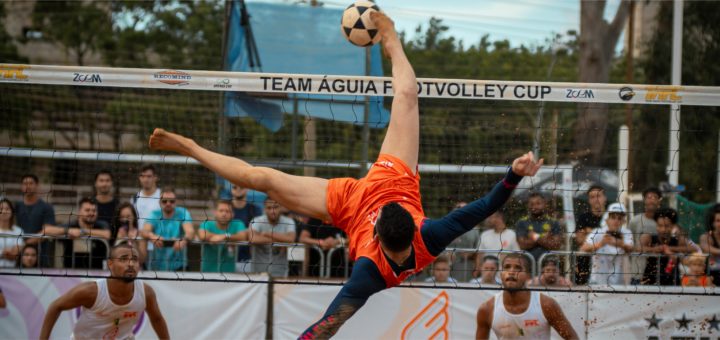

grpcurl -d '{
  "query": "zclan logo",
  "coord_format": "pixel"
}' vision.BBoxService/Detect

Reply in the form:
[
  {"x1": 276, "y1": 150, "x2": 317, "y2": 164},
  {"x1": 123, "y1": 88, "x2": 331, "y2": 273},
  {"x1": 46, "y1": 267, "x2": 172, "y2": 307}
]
[
  {"x1": 618, "y1": 87, "x2": 635, "y2": 101},
  {"x1": 153, "y1": 70, "x2": 192, "y2": 86}
]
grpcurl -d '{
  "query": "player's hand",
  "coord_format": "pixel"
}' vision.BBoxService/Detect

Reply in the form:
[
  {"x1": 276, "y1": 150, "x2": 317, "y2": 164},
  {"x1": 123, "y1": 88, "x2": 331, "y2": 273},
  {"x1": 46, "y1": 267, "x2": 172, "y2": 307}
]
[{"x1": 511, "y1": 152, "x2": 544, "y2": 177}]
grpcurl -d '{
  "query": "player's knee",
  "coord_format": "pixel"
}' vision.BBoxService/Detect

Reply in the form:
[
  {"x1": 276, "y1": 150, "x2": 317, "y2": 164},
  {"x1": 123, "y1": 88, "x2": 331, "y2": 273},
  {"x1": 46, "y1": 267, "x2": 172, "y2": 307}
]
[{"x1": 245, "y1": 167, "x2": 274, "y2": 191}]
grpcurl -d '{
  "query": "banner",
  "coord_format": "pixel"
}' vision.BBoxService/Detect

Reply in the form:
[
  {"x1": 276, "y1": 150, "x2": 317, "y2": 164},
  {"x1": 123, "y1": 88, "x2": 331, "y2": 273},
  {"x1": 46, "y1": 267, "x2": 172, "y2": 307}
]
[
  {"x1": 0, "y1": 273, "x2": 267, "y2": 339},
  {"x1": 274, "y1": 284, "x2": 720, "y2": 340},
  {"x1": 2, "y1": 64, "x2": 719, "y2": 106}
]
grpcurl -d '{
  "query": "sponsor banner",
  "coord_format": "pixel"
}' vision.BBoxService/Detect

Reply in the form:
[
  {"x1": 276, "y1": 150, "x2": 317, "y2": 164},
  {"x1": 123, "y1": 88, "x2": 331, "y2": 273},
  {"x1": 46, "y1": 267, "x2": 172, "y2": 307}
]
[
  {"x1": 274, "y1": 284, "x2": 720, "y2": 340},
  {"x1": 0, "y1": 273, "x2": 267, "y2": 339},
  {"x1": 1, "y1": 63, "x2": 719, "y2": 106}
]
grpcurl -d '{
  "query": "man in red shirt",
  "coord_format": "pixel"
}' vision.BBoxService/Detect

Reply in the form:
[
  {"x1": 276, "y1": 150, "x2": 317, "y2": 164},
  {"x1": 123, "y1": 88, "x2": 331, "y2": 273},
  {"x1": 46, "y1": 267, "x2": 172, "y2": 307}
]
[{"x1": 149, "y1": 12, "x2": 542, "y2": 338}]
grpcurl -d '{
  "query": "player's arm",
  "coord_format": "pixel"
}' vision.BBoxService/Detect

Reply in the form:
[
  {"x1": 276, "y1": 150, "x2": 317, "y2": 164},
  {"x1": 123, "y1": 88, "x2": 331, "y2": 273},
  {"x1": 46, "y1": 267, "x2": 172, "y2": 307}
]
[
  {"x1": 421, "y1": 170, "x2": 523, "y2": 255},
  {"x1": 299, "y1": 257, "x2": 386, "y2": 339},
  {"x1": 144, "y1": 284, "x2": 170, "y2": 340},
  {"x1": 40, "y1": 282, "x2": 97, "y2": 340},
  {"x1": 540, "y1": 294, "x2": 579, "y2": 340},
  {"x1": 475, "y1": 297, "x2": 493, "y2": 340}
]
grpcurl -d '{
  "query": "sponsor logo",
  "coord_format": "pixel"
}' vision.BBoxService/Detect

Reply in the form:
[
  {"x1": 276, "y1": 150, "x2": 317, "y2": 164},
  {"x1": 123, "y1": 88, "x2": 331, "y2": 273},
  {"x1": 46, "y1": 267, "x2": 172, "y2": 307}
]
[
  {"x1": 73, "y1": 73, "x2": 102, "y2": 83},
  {"x1": 618, "y1": 86, "x2": 635, "y2": 101},
  {"x1": 645, "y1": 86, "x2": 682, "y2": 103},
  {"x1": 566, "y1": 89, "x2": 594, "y2": 99},
  {"x1": 401, "y1": 291, "x2": 450, "y2": 340},
  {"x1": 377, "y1": 160, "x2": 394, "y2": 168},
  {"x1": 213, "y1": 78, "x2": 232, "y2": 88},
  {"x1": 0, "y1": 65, "x2": 29, "y2": 81},
  {"x1": 153, "y1": 70, "x2": 192, "y2": 85},
  {"x1": 524, "y1": 319, "x2": 540, "y2": 327}
]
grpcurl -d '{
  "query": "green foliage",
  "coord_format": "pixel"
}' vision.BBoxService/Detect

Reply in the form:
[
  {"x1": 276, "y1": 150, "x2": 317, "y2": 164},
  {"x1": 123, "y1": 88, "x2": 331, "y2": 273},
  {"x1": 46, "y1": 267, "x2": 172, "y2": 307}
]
[{"x1": 635, "y1": 1, "x2": 720, "y2": 202}]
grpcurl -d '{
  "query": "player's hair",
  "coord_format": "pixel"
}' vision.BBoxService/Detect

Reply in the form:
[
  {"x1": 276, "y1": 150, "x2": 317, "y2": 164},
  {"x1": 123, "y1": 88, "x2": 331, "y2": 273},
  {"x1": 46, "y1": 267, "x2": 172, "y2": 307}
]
[
  {"x1": 21, "y1": 173, "x2": 39, "y2": 184},
  {"x1": 160, "y1": 186, "x2": 176, "y2": 196},
  {"x1": 501, "y1": 253, "x2": 532, "y2": 274},
  {"x1": 642, "y1": 187, "x2": 662, "y2": 199},
  {"x1": 110, "y1": 243, "x2": 136, "y2": 258},
  {"x1": 654, "y1": 207, "x2": 678, "y2": 224},
  {"x1": 94, "y1": 169, "x2": 114, "y2": 183},
  {"x1": 375, "y1": 202, "x2": 415, "y2": 253}
]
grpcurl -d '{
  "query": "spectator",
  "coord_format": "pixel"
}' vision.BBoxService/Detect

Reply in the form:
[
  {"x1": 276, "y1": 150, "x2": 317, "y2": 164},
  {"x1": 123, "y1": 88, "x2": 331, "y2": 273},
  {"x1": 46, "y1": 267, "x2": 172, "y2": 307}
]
[
  {"x1": 515, "y1": 192, "x2": 563, "y2": 262},
  {"x1": 132, "y1": 164, "x2": 161, "y2": 231},
  {"x1": 229, "y1": 184, "x2": 263, "y2": 273},
  {"x1": 700, "y1": 204, "x2": 720, "y2": 285},
  {"x1": 0, "y1": 286, "x2": 4, "y2": 308},
  {"x1": 581, "y1": 203, "x2": 633, "y2": 285},
  {"x1": 475, "y1": 211, "x2": 519, "y2": 274},
  {"x1": 0, "y1": 199, "x2": 23, "y2": 268},
  {"x1": 298, "y1": 218, "x2": 344, "y2": 277},
  {"x1": 15, "y1": 174, "x2": 56, "y2": 267},
  {"x1": 424, "y1": 255, "x2": 458, "y2": 284},
  {"x1": 18, "y1": 244, "x2": 38, "y2": 268},
  {"x1": 628, "y1": 188, "x2": 662, "y2": 283},
  {"x1": 681, "y1": 253, "x2": 714, "y2": 287},
  {"x1": 574, "y1": 185, "x2": 607, "y2": 285},
  {"x1": 446, "y1": 201, "x2": 482, "y2": 281},
  {"x1": 470, "y1": 255, "x2": 500, "y2": 285},
  {"x1": 43, "y1": 198, "x2": 111, "y2": 269},
  {"x1": 141, "y1": 187, "x2": 195, "y2": 271},
  {"x1": 249, "y1": 198, "x2": 296, "y2": 277},
  {"x1": 112, "y1": 202, "x2": 147, "y2": 266},
  {"x1": 198, "y1": 200, "x2": 249, "y2": 273},
  {"x1": 640, "y1": 208, "x2": 694, "y2": 286},
  {"x1": 528, "y1": 255, "x2": 573, "y2": 288},
  {"x1": 92, "y1": 170, "x2": 119, "y2": 227}
]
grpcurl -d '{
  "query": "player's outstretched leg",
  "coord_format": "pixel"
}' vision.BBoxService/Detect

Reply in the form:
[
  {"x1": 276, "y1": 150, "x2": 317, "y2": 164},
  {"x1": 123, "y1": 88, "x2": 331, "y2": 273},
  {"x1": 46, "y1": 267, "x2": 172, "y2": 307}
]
[
  {"x1": 372, "y1": 11, "x2": 420, "y2": 174},
  {"x1": 149, "y1": 128, "x2": 330, "y2": 221}
]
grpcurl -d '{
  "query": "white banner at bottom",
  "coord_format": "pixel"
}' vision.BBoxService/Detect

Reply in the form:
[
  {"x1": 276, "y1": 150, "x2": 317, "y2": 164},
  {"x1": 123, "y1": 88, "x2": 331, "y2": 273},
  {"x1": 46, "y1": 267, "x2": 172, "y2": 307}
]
[
  {"x1": 274, "y1": 284, "x2": 720, "y2": 340},
  {"x1": 0, "y1": 273, "x2": 267, "y2": 339}
]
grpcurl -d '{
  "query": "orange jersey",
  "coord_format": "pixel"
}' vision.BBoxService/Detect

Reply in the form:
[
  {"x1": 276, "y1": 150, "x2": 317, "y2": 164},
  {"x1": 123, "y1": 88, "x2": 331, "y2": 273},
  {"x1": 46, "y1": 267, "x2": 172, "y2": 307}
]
[{"x1": 326, "y1": 154, "x2": 435, "y2": 287}]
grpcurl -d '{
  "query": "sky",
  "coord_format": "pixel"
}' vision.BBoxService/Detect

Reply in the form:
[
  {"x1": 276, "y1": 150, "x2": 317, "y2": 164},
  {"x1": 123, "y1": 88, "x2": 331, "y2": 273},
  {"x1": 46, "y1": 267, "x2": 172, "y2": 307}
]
[{"x1": 248, "y1": 0, "x2": 624, "y2": 49}]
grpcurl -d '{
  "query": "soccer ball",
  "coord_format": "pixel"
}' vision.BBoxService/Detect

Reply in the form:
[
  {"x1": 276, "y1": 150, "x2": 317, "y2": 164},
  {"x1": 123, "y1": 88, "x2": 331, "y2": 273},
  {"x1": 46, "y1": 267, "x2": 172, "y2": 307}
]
[{"x1": 341, "y1": 1, "x2": 382, "y2": 47}]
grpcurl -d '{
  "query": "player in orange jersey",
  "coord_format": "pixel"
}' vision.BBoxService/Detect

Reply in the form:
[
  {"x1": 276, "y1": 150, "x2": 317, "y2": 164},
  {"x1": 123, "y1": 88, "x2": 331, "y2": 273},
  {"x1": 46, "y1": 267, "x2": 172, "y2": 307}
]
[{"x1": 149, "y1": 12, "x2": 542, "y2": 338}]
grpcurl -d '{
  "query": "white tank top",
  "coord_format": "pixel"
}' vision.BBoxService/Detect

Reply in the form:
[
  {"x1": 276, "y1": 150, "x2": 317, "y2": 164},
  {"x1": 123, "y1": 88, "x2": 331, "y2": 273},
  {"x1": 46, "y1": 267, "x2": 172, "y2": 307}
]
[
  {"x1": 72, "y1": 279, "x2": 146, "y2": 340},
  {"x1": 491, "y1": 291, "x2": 550, "y2": 340}
]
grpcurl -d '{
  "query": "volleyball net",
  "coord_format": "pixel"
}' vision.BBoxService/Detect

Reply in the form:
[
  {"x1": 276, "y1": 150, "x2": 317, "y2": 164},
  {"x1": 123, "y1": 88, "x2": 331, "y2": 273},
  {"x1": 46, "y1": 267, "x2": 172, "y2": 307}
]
[{"x1": 1, "y1": 63, "x2": 720, "y2": 296}]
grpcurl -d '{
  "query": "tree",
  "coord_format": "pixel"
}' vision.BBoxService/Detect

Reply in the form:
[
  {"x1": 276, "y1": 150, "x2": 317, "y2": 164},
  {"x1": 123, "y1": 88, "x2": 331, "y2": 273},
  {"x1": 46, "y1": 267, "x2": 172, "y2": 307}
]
[
  {"x1": 574, "y1": 0, "x2": 630, "y2": 165},
  {"x1": 635, "y1": 1, "x2": 720, "y2": 202}
]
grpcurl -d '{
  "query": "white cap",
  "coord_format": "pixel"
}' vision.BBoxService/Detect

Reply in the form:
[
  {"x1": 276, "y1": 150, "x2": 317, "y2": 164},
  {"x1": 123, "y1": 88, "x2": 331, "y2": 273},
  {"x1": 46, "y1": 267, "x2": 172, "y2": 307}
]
[{"x1": 607, "y1": 202, "x2": 627, "y2": 214}]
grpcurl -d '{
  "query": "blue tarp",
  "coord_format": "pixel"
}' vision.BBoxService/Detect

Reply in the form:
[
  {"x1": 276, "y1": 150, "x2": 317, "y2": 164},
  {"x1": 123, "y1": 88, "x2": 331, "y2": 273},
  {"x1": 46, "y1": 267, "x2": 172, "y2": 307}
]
[{"x1": 224, "y1": 0, "x2": 390, "y2": 132}]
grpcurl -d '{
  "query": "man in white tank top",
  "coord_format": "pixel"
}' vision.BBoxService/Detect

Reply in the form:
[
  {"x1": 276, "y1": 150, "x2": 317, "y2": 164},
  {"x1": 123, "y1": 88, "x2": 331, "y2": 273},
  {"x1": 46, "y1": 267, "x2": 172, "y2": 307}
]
[
  {"x1": 476, "y1": 253, "x2": 578, "y2": 340},
  {"x1": 40, "y1": 244, "x2": 169, "y2": 340}
]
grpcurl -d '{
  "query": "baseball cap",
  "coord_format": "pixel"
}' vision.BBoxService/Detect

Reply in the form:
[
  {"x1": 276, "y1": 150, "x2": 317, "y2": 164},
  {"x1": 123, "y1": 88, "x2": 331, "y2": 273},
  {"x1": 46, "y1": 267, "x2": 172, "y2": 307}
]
[{"x1": 607, "y1": 202, "x2": 627, "y2": 214}]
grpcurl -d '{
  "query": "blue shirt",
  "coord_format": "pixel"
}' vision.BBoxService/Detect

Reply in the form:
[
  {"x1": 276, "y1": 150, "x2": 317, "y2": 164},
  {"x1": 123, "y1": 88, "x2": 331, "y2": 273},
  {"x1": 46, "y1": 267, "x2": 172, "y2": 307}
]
[
  {"x1": 146, "y1": 207, "x2": 193, "y2": 270},
  {"x1": 199, "y1": 220, "x2": 246, "y2": 272}
]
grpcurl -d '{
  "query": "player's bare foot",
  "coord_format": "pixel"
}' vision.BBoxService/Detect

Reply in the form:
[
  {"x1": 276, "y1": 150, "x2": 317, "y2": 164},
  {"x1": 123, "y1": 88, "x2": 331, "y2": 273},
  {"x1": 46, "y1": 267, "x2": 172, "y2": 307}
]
[{"x1": 148, "y1": 128, "x2": 194, "y2": 156}]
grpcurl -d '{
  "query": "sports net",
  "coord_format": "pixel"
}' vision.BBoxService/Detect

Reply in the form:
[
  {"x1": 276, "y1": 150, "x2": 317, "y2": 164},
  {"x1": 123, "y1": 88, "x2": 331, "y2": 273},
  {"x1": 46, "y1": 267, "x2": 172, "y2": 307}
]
[{"x1": 1, "y1": 64, "x2": 720, "y2": 296}]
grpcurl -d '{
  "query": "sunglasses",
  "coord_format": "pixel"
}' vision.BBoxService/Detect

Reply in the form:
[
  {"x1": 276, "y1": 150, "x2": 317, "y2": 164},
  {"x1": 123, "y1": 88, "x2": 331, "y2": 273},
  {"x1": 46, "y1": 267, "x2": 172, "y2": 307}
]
[{"x1": 161, "y1": 199, "x2": 176, "y2": 204}]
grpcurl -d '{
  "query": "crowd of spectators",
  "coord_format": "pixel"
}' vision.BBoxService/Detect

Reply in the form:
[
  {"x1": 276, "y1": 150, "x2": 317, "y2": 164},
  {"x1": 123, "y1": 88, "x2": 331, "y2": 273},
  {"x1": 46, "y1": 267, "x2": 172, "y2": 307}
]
[{"x1": 1, "y1": 168, "x2": 719, "y2": 289}]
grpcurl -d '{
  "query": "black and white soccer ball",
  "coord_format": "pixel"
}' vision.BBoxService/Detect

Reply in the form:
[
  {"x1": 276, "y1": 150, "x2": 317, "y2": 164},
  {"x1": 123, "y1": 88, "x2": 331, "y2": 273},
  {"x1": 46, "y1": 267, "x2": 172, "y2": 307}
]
[{"x1": 341, "y1": 1, "x2": 382, "y2": 47}]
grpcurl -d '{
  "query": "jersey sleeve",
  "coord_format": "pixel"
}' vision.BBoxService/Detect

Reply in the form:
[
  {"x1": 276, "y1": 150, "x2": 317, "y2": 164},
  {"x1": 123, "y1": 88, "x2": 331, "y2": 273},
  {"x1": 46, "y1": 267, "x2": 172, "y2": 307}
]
[
  {"x1": 421, "y1": 169, "x2": 522, "y2": 256},
  {"x1": 299, "y1": 257, "x2": 386, "y2": 339}
]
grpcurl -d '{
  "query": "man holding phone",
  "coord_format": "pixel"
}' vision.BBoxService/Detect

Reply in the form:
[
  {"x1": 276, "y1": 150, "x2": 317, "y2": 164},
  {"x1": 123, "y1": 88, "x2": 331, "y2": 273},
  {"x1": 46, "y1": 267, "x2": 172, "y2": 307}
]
[{"x1": 580, "y1": 203, "x2": 633, "y2": 285}]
